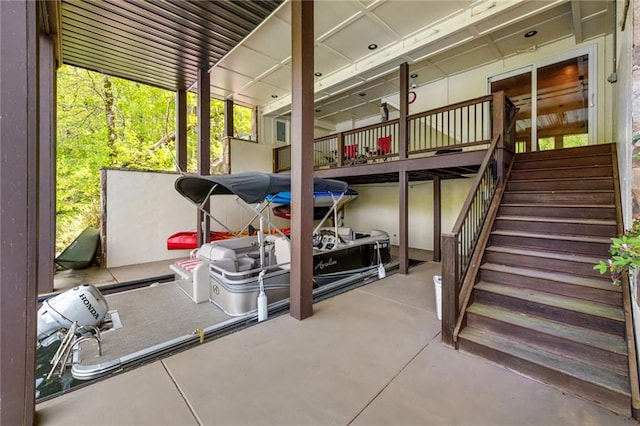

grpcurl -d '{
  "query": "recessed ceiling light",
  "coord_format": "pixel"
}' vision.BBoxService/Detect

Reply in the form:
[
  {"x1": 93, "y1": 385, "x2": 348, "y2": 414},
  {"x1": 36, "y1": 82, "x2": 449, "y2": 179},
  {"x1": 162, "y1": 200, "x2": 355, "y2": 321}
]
[
  {"x1": 314, "y1": 72, "x2": 322, "y2": 77},
  {"x1": 315, "y1": 109, "x2": 321, "y2": 113},
  {"x1": 271, "y1": 94, "x2": 278, "y2": 98},
  {"x1": 359, "y1": 92, "x2": 366, "y2": 97},
  {"x1": 524, "y1": 30, "x2": 537, "y2": 38},
  {"x1": 368, "y1": 43, "x2": 378, "y2": 50},
  {"x1": 410, "y1": 73, "x2": 418, "y2": 79}
]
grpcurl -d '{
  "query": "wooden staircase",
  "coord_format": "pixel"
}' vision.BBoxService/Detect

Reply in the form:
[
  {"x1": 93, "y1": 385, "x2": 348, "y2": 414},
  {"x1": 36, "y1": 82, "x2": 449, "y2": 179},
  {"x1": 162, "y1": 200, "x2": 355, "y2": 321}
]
[{"x1": 457, "y1": 144, "x2": 633, "y2": 416}]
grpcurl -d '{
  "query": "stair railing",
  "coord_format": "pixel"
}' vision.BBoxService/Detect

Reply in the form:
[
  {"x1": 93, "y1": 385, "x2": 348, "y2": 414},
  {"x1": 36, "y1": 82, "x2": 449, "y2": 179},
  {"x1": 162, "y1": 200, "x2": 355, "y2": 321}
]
[{"x1": 441, "y1": 93, "x2": 517, "y2": 346}]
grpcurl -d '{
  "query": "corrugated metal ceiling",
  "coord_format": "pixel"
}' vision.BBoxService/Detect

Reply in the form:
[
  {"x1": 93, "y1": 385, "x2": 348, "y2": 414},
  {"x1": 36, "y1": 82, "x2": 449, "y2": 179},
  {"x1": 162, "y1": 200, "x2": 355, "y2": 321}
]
[{"x1": 60, "y1": 0, "x2": 283, "y2": 91}]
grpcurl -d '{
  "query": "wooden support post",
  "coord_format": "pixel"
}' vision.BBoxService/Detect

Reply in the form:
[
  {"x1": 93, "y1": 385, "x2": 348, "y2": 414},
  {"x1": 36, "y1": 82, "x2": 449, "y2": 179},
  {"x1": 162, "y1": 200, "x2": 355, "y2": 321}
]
[
  {"x1": 224, "y1": 98, "x2": 234, "y2": 137},
  {"x1": 441, "y1": 234, "x2": 459, "y2": 347},
  {"x1": 433, "y1": 176, "x2": 441, "y2": 262},
  {"x1": 399, "y1": 62, "x2": 409, "y2": 160},
  {"x1": 399, "y1": 170, "x2": 409, "y2": 274},
  {"x1": 337, "y1": 132, "x2": 345, "y2": 167},
  {"x1": 38, "y1": 34, "x2": 56, "y2": 293},
  {"x1": 289, "y1": 0, "x2": 315, "y2": 320},
  {"x1": 175, "y1": 89, "x2": 187, "y2": 172},
  {"x1": 197, "y1": 68, "x2": 210, "y2": 247},
  {"x1": 0, "y1": 1, "x2": 38, "y2": 422}
]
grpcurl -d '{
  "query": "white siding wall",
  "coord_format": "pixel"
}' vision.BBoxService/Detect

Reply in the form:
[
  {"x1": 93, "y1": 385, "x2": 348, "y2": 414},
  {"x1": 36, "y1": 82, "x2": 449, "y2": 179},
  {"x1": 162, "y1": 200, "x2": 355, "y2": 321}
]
[{"x1": 103, "y1": 168, "x2": 289, "y2": 268}]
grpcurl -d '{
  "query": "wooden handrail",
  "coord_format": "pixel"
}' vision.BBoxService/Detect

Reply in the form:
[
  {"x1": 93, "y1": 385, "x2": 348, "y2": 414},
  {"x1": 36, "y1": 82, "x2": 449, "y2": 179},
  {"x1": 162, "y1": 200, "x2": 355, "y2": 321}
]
[
  {"x1": 441, "y1": 91, "x2": 517, "y2": 346},
  {"x1": 452, "y1": 154, "x2": 515, "y2": 341}
]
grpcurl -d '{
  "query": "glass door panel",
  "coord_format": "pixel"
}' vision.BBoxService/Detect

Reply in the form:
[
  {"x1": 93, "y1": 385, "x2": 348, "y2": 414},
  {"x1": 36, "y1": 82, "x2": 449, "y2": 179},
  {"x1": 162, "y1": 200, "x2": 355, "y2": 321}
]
[
  {"x1": 536, "y1": 55, "x2": 589, "y2": 150},
  {"x1": 491, "y1": 71, "x2": 532, "y2": 153}
]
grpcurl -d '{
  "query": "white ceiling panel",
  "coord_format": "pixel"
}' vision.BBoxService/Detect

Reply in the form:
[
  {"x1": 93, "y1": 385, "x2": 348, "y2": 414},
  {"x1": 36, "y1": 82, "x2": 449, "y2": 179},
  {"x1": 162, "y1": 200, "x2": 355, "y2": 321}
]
[
  {"x1": 406, "y1": 30, "x2": 475, "y2": 62},
  {"x1": 219, "y1": 45, "x2": 281, "y2": 79},
  {"x1": 472, "y1": 1, "x2": 562, "y2": 35},
  {"x1": 314, "y1": 45, "x2": 352, "y2": 76},
  {"x1": 242, "y1": 15, "x2": 291, "y2": 62},
  {"x1": 314, "y1": 0, "x2": 363, "y2": 38},
  {"x1": 370, "y1": 0, "x2": 466, "y2": 38},
  {"x1": 242, "y1": 80, "x2": 287, "y2": 103},
  {"x1": 432, "y1": 44, "x2": 498, "y2": 75},
  {"x1": 321, "y1": 15, "x2": 397, "y2": 62},
  {"x1": 493, "y1": 13, "x2": 573, "y2": 57},
  {"x1": 324, "y1": 94, "x2": 369, "y2": 111},
  {"x1": 209, "y1": 66, "x2": 253, "y2": 91},
  {"x1": 259, "y1": 65, "x2": 292, "y2": 91}
]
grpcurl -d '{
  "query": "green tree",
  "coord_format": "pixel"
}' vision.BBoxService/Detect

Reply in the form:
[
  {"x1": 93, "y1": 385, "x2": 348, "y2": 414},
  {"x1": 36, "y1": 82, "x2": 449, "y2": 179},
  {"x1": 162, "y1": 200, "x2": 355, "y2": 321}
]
[{"x1": 56, "y1": 65, "x2": 253, "y2": 254}]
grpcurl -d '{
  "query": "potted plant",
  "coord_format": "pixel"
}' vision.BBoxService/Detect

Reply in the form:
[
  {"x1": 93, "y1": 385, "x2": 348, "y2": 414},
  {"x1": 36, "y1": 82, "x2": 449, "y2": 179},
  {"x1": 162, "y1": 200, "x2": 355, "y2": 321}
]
[{"x1": 594, "y1": 216, "x2": 640, "y2": 286}]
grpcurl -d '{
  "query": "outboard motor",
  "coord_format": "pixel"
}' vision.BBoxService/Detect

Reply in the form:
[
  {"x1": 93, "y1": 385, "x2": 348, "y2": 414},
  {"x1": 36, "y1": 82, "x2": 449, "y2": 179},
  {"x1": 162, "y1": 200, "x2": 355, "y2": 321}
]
[{"x1": 37, "y1": 284, "x2": 108, "y2": 346}]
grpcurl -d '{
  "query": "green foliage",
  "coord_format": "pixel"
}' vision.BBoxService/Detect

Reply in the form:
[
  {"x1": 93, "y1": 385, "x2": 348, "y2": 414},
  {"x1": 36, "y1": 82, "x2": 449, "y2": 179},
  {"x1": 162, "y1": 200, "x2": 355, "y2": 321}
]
[
  {"x1": 56, "y1": 65, "x2": 253, "y2": 254},
  {"x1": 594, "y1": 217, "x2": 640, "y2": 286},
  {"x1": 537, "y1": 134, "x2": 588, "y2": 151}
]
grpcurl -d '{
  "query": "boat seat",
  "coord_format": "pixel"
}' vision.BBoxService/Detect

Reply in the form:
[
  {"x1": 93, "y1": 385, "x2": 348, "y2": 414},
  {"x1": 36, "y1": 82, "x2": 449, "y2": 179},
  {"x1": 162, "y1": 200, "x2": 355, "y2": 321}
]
[
  {"x1": 197, "y1": 244, "x2": 236, "y2": 261},
  {"x1": 236, "y1": 256, "x2": 256, "y2": 272},
  {"x1": 273, "y1": 237, "x2": 291, "y2": 270},
  {"x1": 170, "y1": 258, "x2": 209, "y2": 304},
  {"x1": 336, "y1": 227, "x2": 352, "y2": 240},
  {"x1": 210, "y1": 258, "x2": 238, "y2": 273}
]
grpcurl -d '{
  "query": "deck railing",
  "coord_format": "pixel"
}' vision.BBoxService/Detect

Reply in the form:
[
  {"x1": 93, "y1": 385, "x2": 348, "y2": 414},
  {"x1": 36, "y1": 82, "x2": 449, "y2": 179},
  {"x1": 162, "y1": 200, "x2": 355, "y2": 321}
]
[
  {"x1": 440, "y1": 93, "x2": 517, "y2": 346},
  {"x1": 274, "y1": 92, "x2": 512, "y2": 172}
]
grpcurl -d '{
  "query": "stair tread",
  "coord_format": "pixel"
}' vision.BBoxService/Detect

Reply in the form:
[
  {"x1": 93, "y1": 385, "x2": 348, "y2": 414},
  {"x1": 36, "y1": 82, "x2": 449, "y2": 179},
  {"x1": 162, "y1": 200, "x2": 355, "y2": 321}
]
[
  {"x1": 504, "y1": 189, "x2": 613, "y2": 194},
  {"x1": 480, "y1": 263, "x2": 619, "y2": 292},
  {"x1": 491, "y1": 229, "x2": 612, "y2": 244},
  {"x1": 500, "y1": 203, "x2": 615, "y2": 209},
  {"x1": 512, "y1": 164, "x2": 612, "y2": 171},
  {"x1": 475, "y1": 281, "x2": 625, "y2": 322},
  {"x1": 484, "y1": 246, "x2": 604, "y2": 265},
  {"x1": 509, "y1": 177, "x2": 613, "y2": 183},
  {"x1": 459, "y1": 327, "x2": 630, "y2": 395},
  {"x1": 495, "y1": 216, "x2": 616, "y2": 226},
  {"x1": 467, "y1": 303, "x2": 628, "y2": 356}
]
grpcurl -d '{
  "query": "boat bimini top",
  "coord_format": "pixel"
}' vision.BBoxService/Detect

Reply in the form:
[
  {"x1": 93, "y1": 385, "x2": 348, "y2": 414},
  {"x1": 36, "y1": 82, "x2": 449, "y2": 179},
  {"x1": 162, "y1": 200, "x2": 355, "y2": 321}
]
[
  {"x1": 175, "y1": 172, "x2": 348, "y2": 205},
  {"x1": 175, "y1": 172, "x2": 350, "y2": 237}
]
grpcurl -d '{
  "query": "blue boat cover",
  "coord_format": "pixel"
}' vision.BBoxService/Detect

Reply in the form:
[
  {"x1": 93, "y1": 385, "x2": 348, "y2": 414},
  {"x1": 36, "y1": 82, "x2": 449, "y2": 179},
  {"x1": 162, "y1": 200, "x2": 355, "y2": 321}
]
[
  {"x1": 175, "y1": 172, "x2": 348, "y2": 205},
  {"x1": 267, "y1": 188, "x2": 358, "y2": 205}
]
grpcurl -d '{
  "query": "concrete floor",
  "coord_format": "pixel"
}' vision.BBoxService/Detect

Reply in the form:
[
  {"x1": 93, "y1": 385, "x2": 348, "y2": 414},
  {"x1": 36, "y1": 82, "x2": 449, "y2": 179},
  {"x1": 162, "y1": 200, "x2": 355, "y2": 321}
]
[
  {"x1": 37, "y1": 261, "x2": 634, "y2": 426},
  {"x1": 53, "y1": 258, "x2": 180, "y2": 292}
]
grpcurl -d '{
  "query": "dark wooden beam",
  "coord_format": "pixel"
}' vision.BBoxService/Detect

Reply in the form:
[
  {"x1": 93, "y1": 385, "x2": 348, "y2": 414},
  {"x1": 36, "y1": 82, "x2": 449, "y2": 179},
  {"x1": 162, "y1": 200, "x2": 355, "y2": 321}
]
[
  {"x1": 197, "y1": 68, "x2": 210, "y2": 247},
  {"x1": 38, "y1": 34, "x2": 56, "y2": 294},
  {"x1": 224, "y1": 98, "x2": 234, "y2": 137},
  {"x1": 289, "y1": 0, "x2": 314, "y2": 320},
  {"x1": 175, "y1": 88, "x2": 187, "y2": 172},
  {"x1": 399, "y1": 170, "x2": 409, "y2": 274},
  {"x1": 441, "y1": 234, "x2": 458, "y2": 347},
  {"x1": 0, "y1": 0, "x2": 38, "y2": 422},
  {"x1": 399, "y1": 62, "x2": 408, "y2": 159},
  {"x1": 433, "y1": 176, "x2": 441, "y2": 262},
  {"x1": 314, "y1": 149, "x2": 486, "y2": 180}
]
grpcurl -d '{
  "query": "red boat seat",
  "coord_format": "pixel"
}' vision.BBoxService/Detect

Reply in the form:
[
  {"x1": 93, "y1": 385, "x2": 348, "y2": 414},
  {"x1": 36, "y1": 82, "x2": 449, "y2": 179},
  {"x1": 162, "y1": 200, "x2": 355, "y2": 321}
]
[
  {"x1": 377, "y1": 136, "x2": 391, "y2": 155},
  {"x1": 344, "y1": 144, "x2": 358, "y2": 159}
]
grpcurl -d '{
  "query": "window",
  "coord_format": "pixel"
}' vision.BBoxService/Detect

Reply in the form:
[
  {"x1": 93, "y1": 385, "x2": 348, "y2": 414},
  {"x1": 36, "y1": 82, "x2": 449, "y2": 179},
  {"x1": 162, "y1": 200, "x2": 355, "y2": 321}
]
[{"x1": 276, "y1": 120, "x2": 287, "y2": 143}]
